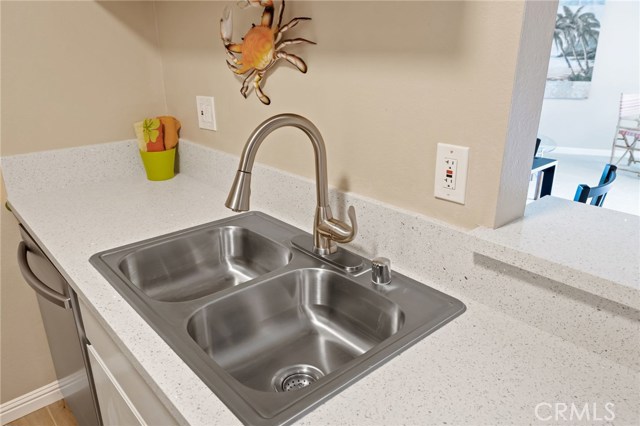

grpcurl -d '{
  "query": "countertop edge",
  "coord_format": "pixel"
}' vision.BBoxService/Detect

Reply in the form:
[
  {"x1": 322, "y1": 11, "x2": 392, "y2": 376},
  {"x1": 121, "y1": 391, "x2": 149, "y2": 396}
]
[{"x1": 471, "y1": 236, "x2": 640, "y2": 311}]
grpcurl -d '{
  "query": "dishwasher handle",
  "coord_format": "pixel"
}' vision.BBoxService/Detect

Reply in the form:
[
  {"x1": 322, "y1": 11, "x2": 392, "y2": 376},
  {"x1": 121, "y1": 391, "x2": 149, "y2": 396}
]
[{"x1": 17, "y1": 242, "x2": 71, "y2": 310}]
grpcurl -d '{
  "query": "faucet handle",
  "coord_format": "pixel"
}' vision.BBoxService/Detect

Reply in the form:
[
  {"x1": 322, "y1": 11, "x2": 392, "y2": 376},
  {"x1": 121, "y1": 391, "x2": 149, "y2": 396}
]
[
  {"x1": 344, "y1": 205, "x2": 358, "y2": 241},
  {"x1": 317, "y1": 205, "x2": 358, "y2": 244}
]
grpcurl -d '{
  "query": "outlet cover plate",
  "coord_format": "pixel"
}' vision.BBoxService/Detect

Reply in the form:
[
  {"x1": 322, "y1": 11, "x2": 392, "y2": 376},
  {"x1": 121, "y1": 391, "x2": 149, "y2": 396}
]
[
  {"x1": 434, "y1": 143, "x2": 469, "y2": 205},
  {"x1": 196, "y1": 96, "x2": 217, "y2": 131}
]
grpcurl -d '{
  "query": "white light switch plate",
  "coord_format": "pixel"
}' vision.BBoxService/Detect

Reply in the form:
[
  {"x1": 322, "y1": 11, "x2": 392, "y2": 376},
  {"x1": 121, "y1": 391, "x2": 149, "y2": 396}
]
[
  {"x1": 196, "y1": 96, "x2": 217, "y2": 131},
  {"x1": 434, "y1": 143, "x2": 469, "y2": 205}
]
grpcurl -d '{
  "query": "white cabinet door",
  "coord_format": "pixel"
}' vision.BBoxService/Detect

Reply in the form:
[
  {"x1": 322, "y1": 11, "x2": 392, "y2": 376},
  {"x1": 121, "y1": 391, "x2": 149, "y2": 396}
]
[
  {"x1": 87, "y1": 344, "x2": 146, "y2": 426},
  {"x1": 80, "y1": 300, "x2": 180, "y2": 425}
]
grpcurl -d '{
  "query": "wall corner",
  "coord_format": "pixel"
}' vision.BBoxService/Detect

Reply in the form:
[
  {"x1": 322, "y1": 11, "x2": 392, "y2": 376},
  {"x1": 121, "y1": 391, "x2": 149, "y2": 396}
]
[{"x1": 492, "y1": 0, "x2": 558, "y2": 228}]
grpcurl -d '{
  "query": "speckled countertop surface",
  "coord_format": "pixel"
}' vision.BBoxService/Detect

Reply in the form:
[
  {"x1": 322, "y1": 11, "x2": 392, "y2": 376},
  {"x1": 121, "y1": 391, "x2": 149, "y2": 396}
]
[
  {"x1": 471, "y1": 197, "x2": 640, "y2": 310},
  {"x1": 2, "y1": 141, "x2": 638, "y2": 425}
]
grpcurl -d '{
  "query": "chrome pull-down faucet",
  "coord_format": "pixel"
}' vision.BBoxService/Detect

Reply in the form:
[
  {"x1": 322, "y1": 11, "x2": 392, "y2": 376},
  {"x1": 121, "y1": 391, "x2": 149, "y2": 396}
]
[{"x1": 225, "y1": 113, "x2": 357, "y2": 255}]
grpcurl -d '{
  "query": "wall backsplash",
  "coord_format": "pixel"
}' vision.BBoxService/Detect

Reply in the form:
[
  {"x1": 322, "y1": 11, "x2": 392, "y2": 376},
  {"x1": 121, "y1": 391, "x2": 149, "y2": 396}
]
[
  {"x1": 154, "y1": 0, "x2": 527, "y2": 229},
  {"x1": 0, "y1": 1, "x2": 167, "y2": 156},
  {"x1": 0, "y1": 0, "x2": 544, "y2": 233}
]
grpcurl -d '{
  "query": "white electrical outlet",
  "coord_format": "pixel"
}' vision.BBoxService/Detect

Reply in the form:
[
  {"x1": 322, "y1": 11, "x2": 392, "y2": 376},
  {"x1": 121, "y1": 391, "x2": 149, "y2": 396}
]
[
  {"x1": 196, "y1": 96, "x2": 217, "y2": 131},
  {"x1": 434, "y1": 143, "x2": 469, "y2": 205}
]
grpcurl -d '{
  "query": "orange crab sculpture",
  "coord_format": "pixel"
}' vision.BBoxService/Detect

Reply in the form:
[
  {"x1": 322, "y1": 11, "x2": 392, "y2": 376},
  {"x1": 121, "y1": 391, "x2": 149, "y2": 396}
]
[{"x1": 220, "y1": 0, "x2": 315, "y2": 105}]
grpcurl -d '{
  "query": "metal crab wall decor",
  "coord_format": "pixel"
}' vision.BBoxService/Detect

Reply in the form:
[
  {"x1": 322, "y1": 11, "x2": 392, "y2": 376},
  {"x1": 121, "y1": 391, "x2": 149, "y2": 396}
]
[{"x1": 220, "y1": 0, "x2": 315, "y2": 105}]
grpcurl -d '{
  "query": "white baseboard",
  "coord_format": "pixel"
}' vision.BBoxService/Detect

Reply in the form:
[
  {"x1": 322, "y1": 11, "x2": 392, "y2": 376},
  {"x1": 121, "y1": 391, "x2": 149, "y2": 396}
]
[
  {"x1": 0, "y1": 379, "x2": 66, "y2": 425},
  {"x1": 553, "y1": 147, "x2": 611, "y2": 156}
]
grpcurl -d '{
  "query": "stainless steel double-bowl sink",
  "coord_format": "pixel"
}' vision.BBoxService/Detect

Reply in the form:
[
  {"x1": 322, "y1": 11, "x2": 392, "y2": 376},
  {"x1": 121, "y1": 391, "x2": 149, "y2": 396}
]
[{"x1": 90, "y1": 212, "x2": 465, "y2": 425}]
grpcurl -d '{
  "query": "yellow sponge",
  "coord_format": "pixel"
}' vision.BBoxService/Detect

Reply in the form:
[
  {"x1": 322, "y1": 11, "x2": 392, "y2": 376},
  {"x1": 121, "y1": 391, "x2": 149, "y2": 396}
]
[{"x1": 133, "y1": 121, "x2": 146, "y2": 151}]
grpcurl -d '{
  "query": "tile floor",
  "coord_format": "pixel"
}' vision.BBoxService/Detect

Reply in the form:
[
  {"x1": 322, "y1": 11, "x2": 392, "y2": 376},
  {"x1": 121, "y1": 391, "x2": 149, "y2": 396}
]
[
  {"x1": 7, "y1": 400, "x2": 77, "y2": 426},
  {"x1": 531, "y1": 152, "x2": 640, "y2": 216}
]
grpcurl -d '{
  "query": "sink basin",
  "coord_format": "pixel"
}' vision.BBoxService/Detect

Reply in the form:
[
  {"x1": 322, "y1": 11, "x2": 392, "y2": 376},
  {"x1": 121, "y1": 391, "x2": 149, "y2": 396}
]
[
  {"x1": 117, "y1": 226, "x2": 291, "y2": 302},
  {"x1": 187, "y1": 268, "x2": 404, "y2": 393},
  {"x1": 91, "y1": 212, "x2": 465, "y2": 425}
]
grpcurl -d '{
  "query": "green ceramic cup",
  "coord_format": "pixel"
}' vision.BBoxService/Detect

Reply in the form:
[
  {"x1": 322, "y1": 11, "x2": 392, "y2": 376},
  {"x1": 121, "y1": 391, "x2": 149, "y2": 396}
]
[{"x1": 139, "y1": 148, "x2": 176, "y2": 181}]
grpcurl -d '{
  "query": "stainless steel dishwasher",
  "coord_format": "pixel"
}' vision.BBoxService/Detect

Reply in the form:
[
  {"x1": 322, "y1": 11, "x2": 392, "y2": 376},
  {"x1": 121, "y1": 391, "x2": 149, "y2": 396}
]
[{"x1": 17, "y1": 224, "x2": 101, "y2": 425}]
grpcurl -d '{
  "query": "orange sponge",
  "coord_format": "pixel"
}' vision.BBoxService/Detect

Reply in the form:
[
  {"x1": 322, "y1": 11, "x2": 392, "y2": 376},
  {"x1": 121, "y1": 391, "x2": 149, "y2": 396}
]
[{"x1": 158, "y1": 116, "x2": 181, "y2": 150}]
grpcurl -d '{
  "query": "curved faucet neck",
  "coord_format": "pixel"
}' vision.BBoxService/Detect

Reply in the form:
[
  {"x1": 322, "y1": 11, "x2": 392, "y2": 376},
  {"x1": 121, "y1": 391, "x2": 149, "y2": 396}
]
[
  {"x1": 237, "y1": 114, "x2": 329, "y2": 207},
  {"x1": 227, "y1": 113, "x2": 357, "y2": 256}
]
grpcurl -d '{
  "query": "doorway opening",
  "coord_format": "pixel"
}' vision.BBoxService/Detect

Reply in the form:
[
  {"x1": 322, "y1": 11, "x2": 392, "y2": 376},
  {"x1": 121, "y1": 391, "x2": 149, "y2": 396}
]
[{"x1": 533, "y1": 0, "x2": 639, "y2": 216}]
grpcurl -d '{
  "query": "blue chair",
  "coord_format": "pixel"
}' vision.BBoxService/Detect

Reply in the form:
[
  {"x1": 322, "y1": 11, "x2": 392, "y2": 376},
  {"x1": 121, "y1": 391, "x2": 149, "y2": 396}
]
[{"x1": 574, "y1": 164, "x2": 617, "y2": 207}]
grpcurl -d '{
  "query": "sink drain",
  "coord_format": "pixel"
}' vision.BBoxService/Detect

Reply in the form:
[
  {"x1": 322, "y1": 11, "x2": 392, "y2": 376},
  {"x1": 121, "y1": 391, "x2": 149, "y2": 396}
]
[
  {"x1": 272, "y1": 364, "x2": 324, "y2": 392},
  {"x1": 282, "y1": 373, "x2": 316, "y2": 391}
]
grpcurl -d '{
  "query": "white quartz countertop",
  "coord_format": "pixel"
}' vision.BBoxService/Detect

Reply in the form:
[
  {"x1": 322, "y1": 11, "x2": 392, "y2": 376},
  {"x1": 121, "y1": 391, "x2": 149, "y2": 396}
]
[
  {"x1": 471, "y1": 197, "x2": 640, "y2": 310},
  {"x1": 2, "y1": 141, "x2": 638, "y2": 425}
]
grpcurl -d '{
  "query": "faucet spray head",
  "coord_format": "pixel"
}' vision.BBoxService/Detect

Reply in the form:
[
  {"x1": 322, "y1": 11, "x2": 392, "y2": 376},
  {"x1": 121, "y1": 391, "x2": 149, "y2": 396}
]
[{"x1": 225, "y1": 170, "x2": 252, "y2": 212}]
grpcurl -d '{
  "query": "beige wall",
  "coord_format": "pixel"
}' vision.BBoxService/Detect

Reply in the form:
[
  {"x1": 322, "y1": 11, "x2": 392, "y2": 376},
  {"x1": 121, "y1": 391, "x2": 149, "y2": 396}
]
[
  {"x1": 155, "y1": 0, "x2": 526, "y2": 229},
  {"x1": 0, "y1": 1, "x2": 166, "y2": 156},
  {"x1": 0, "y1": 1, "x2": 165, "y2": 403}
]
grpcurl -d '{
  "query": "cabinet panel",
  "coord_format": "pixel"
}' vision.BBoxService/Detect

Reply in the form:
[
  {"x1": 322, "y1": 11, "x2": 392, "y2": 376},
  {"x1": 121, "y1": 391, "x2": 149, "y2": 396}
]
[
  {"x1": 88, "y1": 344, "x2": 145, "y2": 426},
  {"x1": 80, "y1": 300, "x2": 180, "y2": 425}
]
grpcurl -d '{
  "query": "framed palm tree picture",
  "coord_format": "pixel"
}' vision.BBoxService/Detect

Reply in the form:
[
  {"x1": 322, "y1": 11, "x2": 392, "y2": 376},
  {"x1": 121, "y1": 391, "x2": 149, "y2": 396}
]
[{"x1": 544, "y1": 0, "x2": 605, "y2": 99}]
